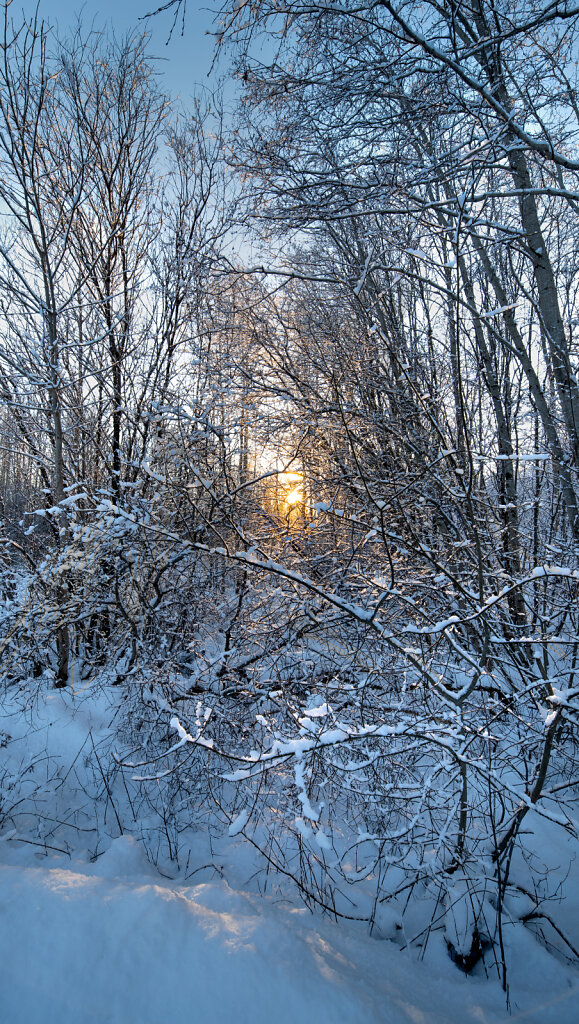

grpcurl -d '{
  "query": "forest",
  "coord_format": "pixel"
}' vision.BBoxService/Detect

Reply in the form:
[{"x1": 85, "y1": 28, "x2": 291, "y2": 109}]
[{"x1": 1, "y1": 0, "x2": 579, "y2": 1019}]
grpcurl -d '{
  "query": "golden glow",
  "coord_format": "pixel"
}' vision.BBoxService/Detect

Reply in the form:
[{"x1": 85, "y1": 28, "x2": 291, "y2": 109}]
[
  {"x1": 260, "y1": 464, "x2": 308, "y2": 518},
  {"x1": 285, "y1": 487, "x2": 304, "y2": 506}
]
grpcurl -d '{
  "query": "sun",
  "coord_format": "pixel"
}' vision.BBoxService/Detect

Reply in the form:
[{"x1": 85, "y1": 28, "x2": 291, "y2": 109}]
[{"x1": 285, "y1": 487, "x2": 304, "y2": 506}]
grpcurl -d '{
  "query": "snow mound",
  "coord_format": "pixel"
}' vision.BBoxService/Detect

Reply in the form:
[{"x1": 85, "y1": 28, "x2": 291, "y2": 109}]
[{"x1": 0, "y1": 858, "x2": 533, "y2": 1024}]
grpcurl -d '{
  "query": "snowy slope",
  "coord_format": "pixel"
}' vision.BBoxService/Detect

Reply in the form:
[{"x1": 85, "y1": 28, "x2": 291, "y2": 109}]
[
  {"x1": 0, "y1": 837, "x2": 576, "y2": 1024},
  {"x1": 1, "y1": 685, "x2": 578, "y2": 1024}
]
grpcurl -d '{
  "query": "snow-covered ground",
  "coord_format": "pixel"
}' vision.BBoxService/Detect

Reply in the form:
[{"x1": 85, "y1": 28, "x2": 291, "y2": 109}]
[
  {"x1": 1, "y1": 843, "x2": 577, "y2": 1024},
  {"x1": 1, "y1": 683, "x2": 578, "y2": 1024}
]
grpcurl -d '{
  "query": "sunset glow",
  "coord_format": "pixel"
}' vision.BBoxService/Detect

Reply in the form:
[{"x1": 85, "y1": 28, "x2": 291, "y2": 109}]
[{"x1": 285, "y1": 487, "x2": 303, "y2": 506}]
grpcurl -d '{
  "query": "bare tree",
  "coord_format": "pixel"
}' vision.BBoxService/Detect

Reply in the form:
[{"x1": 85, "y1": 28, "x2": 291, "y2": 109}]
[{"x1": 122, "y1": 0, "x2": 579, "y2": 981}]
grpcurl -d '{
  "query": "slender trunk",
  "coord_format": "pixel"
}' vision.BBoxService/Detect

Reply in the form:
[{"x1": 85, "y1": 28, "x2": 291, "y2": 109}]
[
  {"x1": 458, "y1": 263, "x2": 527, "y2": 624},
  {"x1": 472, "y1": 237, "x2": 579, "y2": 539},
  {"x1": 505, "y1": 139, "x2": 579, "y2": 469},
  {"x1": 45, "y1": 302, "x2": 70, "y2": 687}
]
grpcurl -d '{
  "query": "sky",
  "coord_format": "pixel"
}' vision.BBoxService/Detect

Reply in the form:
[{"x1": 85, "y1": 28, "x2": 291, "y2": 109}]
[{"x1": 18, "y1": 0, "x2": 222, "y2": 101}]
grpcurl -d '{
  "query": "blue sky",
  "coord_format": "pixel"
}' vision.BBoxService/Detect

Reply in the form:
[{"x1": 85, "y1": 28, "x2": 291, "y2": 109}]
[{"x1": 19, "y1": 1, "x2": 222, "y2": 101}]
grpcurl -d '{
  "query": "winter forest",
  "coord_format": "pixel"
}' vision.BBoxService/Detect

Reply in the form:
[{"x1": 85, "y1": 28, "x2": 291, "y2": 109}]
[{"x1": 2, "y1": 0, "x2": 579, "y2": 1019}]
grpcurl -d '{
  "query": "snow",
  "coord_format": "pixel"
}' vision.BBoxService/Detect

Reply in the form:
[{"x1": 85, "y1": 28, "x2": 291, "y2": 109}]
[
  {"x1": 0, "y1": 851, "x2": 513, "y2": 1024},
  {"x1": 0, "y1": 844, "x2": 577, "y2": 1024},
  {"x1": 228, "y1": 808, "x2": 250, "y2": 836},
  {"x1": 295, "y1": 756, "x2": 320, "y2": 820},
  {"x1": 479, "y1": 304, "x2": 518, "y2": 318},
  {"x1": 473, "y1": 452, "x2": 550, "y2": 461},
  {"x1": 1, "y1": 678, "x2": 579, "y2": 1024}
]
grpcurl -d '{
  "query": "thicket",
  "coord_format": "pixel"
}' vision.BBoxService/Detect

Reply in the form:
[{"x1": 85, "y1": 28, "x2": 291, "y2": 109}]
[{"x1": 2, "y1": 0, "x2": 579, "y2": 995}]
